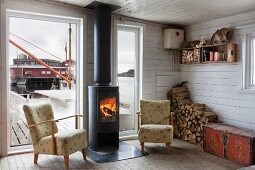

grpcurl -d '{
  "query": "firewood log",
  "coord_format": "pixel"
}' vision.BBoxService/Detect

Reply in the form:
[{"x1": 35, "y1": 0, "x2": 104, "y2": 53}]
[{"x1": 168, "y1": 84, "x2": 218, "y2": 147}]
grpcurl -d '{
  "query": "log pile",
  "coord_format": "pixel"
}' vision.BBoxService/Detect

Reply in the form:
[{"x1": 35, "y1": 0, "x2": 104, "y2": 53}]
[
  {"x1": 182, "y1": 49, "x2": 200, "y2": 63},
  {"x1": 167, "y1": 86, "x2": 218, "y2": 146}
]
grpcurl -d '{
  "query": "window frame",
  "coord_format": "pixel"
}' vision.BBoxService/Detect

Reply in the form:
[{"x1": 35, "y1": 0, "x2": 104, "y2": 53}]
[
  {"x1": 2, "y1": 9, "x2": 86, "y2": 155},
  {"x1": 113, "y1": 20, "x2": 144, "y2": 131},
  {"x1": 243, "y1": 33, "x2": 255, "y2": 90}
]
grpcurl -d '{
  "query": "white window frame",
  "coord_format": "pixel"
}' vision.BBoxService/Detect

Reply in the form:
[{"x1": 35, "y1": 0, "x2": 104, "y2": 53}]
[
  {"x1": 239, "y1": 24, "x2": 255, "y2": 90},
  {"x1": 246, "y1": 35, "x2": 255, "y2": 89},
  {"x1": 113, "y1": 20, "x2": 144, "y2": 131},
  {"x1": 1, "y1": 1, "x2": 87, "y2": 155}
]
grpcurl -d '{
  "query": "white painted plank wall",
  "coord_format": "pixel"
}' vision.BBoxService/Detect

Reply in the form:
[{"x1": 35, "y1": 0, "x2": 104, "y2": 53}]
[
  {"x1": 183, "y1": 10, "x2": 255, "y2": 130},
  {"x1": 142, "y1": 24, "x2": 181, "y2": 100}
]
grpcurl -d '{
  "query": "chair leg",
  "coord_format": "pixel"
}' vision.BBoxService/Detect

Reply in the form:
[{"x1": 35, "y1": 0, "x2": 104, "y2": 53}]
[
  {"x1": 64, "y1": 155, "x2": 69, "y2": 170},
  {"x1": 82, "y1": 148, "x2": 87, "y2": 160},
  {"x1": 34, "y1": 153, "x2": 39, "y2": 164},
  {"x1": 140, "y1": 142, "x2": 144, "y2": 152},
  {"x1": 166, "y1": 143, "x2": 171, "y2": 153}
]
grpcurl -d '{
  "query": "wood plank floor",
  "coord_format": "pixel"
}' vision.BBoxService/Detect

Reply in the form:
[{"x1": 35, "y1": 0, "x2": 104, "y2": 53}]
[{"x1": 1, "y1": 139, "x2": 242, "y2": 170}]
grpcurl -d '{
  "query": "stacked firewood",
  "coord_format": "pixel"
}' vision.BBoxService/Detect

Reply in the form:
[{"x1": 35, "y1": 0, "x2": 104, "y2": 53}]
[
  {"x1": 182, "y1": 50, "x2": 193, "y2": 63},
  {"x1": 182, "y1": 49, "x2": 200, "y2": 63},
  {"x1": 167, "y1": 86, "x2": 218, "y2": 146},
  {"x1": 193, "y1": 49, "x2": 200, "y2": 61}
]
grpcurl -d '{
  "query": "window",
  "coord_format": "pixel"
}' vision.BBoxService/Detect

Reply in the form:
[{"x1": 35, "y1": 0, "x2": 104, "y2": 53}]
[
  {"x1": 251, "y1": 38, "x2": 255, "y2": 85},
  {"x1": 115, "y1": 23, "x2": 143, "y2": 133},
  {"x1": 5, "y1": 6, "x2": 85, "y2": 155},
  {"x1": 244, "y1": 33, "x2": 255, "y2": 89},
  {"x1": 47, "y1": 71, "x2": 51, "y2": 74},
  {"x1": 61, "y1": 71, "x2": 66, "y2": 74},
  {"x1": 41, "y1": 71, "x2": 46, "y2": 74}
]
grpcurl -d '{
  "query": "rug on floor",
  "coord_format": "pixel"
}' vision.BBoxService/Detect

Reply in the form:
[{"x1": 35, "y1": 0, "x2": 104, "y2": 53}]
[{"x1": 87, "y1": 141, "x2": 149, "y2": 163}]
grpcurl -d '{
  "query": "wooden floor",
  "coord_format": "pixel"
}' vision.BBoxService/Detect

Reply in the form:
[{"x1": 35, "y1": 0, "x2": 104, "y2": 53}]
[{"x1": 0, "y1": 139, "x2": 242, "y2": 170}]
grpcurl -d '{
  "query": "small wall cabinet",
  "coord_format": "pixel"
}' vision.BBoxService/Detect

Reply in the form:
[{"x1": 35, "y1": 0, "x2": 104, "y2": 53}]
[{"x1": 181, "y1": 43, "x2": 237, "y2": 64}]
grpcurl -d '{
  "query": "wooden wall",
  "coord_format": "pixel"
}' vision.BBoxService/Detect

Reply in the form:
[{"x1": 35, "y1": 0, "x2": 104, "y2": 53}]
[
  {"x1": 142, "y1": 38, "x2": 180, "y2": 99},
  {"x1": 183, "y1": 10, "x2": 255, "y2": 129}
]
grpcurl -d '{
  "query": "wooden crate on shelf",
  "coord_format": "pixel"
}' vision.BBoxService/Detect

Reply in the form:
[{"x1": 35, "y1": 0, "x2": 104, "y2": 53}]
[
  {"x1": 181, "y1": 47, "x2": 201, "y2": 64},
  {"x1": 181, "y1": 43, "x2": 237, "y2": 64}
]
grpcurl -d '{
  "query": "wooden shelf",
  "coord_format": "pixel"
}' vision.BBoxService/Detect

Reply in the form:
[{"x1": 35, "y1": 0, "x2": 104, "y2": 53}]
[
  {"x1": 183, "y1": 47, "x2": 199, "y2": 50},
  {"x1": 181, "y1": 62, "x2": 201, "y2": 65},
  {"x1": 202, "y1": 61, "x2": 237, "y2": 64},
  {"x1": 181, "y1": 43, "x2": 237, "y2": 64},
  {"x1": 181, "y1": 61, "x2": 238, "y2": 65},
  {"x1": 202, "y1": 43, "x2": 228, "y2": 48}
]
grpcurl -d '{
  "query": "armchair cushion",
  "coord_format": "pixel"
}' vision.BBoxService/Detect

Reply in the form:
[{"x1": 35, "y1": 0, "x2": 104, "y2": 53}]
[
  {"x1": 140, "y1": 100, "x2": 170, "y2": 125},
  {"x1": 138, "y1": 124, "x2": 173, "y2": 143},
  {"x1": 23, "y1": 103, "x2": 58, "y2": 144},
  {"x1": 34, "y1": 129, "x2": 87, "y2": 156}
]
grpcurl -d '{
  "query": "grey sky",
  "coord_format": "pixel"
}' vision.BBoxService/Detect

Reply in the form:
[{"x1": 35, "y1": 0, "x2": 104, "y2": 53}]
[
  {"x1": 9, "y1": 17, "x2": 135, "y2": 74},
  {"x1": 9, "y1": 17, "x2": 77, "y2": 65},
  {"x1": 117, "y1": 30, "x2": 135, "y2": 73}
]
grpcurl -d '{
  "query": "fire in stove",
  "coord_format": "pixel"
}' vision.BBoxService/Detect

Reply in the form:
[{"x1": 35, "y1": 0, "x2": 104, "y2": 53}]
[{"x1": 100, "y1": 97, "x2": 117, "y2": 121}]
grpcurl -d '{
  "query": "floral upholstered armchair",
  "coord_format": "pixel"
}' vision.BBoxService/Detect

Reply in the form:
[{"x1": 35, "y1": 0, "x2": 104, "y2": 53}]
[
  {"x1": 137, "y1": 100, "x2": 174, "y2": 152},
  {"x1": 23, "y1": 103, "x2": 87, "y2": 170}
]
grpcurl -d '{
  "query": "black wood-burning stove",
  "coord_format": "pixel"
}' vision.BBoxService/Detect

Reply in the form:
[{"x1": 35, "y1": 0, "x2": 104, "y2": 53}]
[
  {"x1": 87, "y1": 2, "x2": 120, "y2": 151},
  {"x1": 88, "y1": 86, "x2": 119, "y2": 150}
]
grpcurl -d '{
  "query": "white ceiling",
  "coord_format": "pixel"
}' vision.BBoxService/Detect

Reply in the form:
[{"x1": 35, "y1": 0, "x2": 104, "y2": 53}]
[{"x1": 53, "y1": 0, "x2": 255, "y2": 25}]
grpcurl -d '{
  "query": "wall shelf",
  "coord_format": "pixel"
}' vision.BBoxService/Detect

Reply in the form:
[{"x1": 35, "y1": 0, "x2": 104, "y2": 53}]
[{"x1": 181, "y1": 43, "x2": 237, "y2": 64}]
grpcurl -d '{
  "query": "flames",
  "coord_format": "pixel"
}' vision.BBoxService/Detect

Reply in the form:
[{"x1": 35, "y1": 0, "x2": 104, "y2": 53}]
[{"x1": 100, "y1": 97, "x2": 117, "y2": 119}]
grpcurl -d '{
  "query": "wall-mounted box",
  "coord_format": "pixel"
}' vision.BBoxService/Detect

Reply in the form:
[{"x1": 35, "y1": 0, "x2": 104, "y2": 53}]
[{"x1": 163, "y1": 28, "x2": 184, "y2": 49}]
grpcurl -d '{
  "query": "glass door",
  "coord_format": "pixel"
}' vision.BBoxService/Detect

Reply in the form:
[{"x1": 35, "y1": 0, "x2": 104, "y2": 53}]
[
  {"x1": 8, "y1": 14, "x2": 79, "y2": 148},
  {"x1": 117, "y1": 26, "x2": 140, "y2": 136}
]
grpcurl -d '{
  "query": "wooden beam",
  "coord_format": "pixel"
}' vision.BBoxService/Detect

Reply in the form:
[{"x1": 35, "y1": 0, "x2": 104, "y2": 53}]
[{"x1": 9, "y1": 39, "x2": 71, "y2": 83}]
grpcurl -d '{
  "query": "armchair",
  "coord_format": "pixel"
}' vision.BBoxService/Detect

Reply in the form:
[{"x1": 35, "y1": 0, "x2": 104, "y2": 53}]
[
  {"x1": 23, "y1": 103, "x2": 87, "y2": 170},
  {"x1": 137, "y1": 100, "x2": 174, "y2": 152}
]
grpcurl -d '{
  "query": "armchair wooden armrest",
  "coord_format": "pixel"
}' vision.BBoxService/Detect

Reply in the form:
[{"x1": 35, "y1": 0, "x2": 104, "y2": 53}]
[
  {"x1": 136, "y1": 112, "x2": 141, "y2": 130},
  {"x1": 28, "y1": 114, "x2": 83, "y2": 155},
  {"x1": 29, "y1": 114, "x2": 83, "y2": 128}
]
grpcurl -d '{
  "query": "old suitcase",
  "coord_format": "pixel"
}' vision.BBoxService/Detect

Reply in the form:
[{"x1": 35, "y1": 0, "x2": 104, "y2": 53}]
[
  {"x1": 203, "y1": 123, "x2": 225, "y2": 158},
  {"x1": 203, "y1": 123, "x2": 255, "y2": 166}
]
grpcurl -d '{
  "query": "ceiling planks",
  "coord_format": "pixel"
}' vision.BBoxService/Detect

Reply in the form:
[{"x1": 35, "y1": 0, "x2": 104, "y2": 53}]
[{"x1": 52, "y1": 0, "x2": 255, "y2": 25}]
